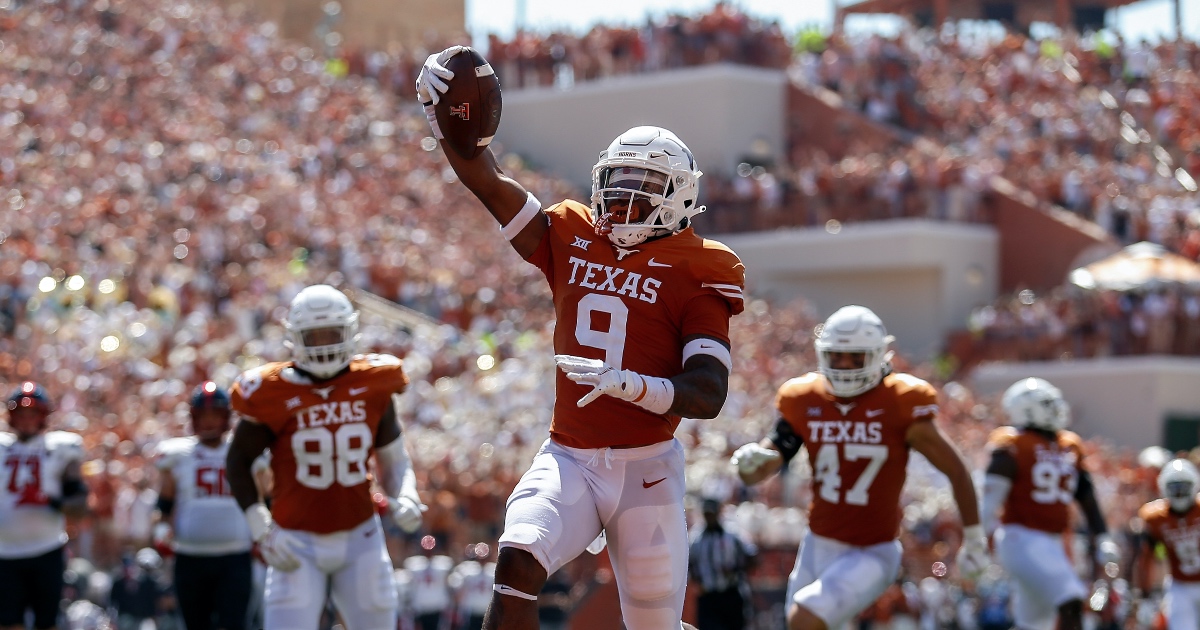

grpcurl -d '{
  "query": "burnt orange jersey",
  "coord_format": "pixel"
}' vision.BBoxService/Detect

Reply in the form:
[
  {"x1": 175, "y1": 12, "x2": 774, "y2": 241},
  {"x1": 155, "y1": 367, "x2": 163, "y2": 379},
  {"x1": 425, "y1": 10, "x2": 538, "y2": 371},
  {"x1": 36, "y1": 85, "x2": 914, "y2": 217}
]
[
  {"x1": 527, "y1": 200, "x2": 745, "y2": 449},
  {"x1": 777, "y1": 372, "x2": 938, "y2": 546},
  {"x1": 229, "y1": 354, "x2": 408, "y2": 534},
  {"x1": 1141, "y1": 498, "x2": 1200, "y2": 582},
  {"x1": 987, "y1": 427, "x2": 1084, "y2": 534}
]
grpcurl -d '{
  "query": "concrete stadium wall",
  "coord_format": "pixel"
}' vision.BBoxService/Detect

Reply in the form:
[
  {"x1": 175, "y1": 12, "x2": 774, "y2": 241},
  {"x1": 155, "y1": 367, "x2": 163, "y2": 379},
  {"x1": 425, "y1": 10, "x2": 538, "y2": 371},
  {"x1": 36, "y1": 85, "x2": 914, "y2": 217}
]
[
  {"x1": 497, "y1": 64, "x2": 787, "y2": 191},
  {"x1": 971, "y1": 357, "x2": 1200, "y2": 451},
  {"x1": 717, "y1": 220, "x2": 999, "y2": 361}
]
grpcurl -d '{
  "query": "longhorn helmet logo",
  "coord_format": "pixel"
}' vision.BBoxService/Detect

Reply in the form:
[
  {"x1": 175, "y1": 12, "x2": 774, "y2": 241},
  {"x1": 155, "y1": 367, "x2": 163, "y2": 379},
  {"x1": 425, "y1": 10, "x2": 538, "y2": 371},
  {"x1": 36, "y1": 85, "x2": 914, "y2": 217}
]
[{"x1": 450, "y1": 103, "x2": 470, "y2": 120}]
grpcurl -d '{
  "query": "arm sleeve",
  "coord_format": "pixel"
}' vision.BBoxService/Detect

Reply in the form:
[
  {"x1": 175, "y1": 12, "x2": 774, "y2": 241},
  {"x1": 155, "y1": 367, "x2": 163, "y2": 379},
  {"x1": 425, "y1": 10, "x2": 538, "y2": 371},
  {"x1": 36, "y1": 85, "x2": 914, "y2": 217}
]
[{"x1": 768, "y1": 417, "x2": 804, "y2": 465}]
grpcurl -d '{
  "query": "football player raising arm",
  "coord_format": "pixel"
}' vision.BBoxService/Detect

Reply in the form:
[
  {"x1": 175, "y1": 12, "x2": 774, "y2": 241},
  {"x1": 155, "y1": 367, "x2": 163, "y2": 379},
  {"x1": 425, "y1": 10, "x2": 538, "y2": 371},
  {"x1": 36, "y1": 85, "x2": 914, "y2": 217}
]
[{"x1": 418, "y1": 48, "x2": 745, "y2": 630}]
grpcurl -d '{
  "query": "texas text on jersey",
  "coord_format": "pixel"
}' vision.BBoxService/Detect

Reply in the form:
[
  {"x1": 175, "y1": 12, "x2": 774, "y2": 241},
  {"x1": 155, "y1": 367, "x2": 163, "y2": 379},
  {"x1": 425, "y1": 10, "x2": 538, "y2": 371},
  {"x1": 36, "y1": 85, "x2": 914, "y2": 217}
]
[
  {"x1": 230, "y1": 354, "x2": 408, "y2": 533},
  {"x1": 775, "y1": 372, "x2": 940, "y2": 546},
  {"x1": 987, "y1": 427, "x2": 1086, "y2": 534},
  {"x1": 1141, "y1": 498, "x2": 1200, "y2": 581},
  {"x1": 528, "y1": 200, "x2": 745, "y2": 449},
  {"x1": 0, "y1": 431, "x2": 84, "y2": 557}
]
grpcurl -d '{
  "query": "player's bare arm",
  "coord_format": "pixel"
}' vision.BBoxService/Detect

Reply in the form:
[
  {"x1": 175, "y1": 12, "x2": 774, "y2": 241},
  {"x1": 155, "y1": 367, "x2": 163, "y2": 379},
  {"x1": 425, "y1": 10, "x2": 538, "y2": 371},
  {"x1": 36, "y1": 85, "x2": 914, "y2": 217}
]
[
  {"x1": 226, "y1": 420, "x2": 276, "y2": 511},
  {"x1": 907, "y1": 419, "x2": 981, "y2": 526},
  {"x1": 669, "y1": 352, "x2": 729, "y2": 419},
  {"x1": 57, "y1": 458, "x2": 89, "y2": 518},
  {"x1": 439, "y1": 145, "x2": 549, "y2": 258}
]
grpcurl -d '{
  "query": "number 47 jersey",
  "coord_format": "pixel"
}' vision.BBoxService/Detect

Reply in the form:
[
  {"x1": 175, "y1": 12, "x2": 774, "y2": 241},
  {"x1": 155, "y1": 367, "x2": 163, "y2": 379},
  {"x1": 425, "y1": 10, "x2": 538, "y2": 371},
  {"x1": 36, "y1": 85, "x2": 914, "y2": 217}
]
[
  {"x1": 775, "y1": 372, "x2": 940, "y2": 547},
  {"x1": 231, "y1": 354, "x2": 409, "y2": 534}
]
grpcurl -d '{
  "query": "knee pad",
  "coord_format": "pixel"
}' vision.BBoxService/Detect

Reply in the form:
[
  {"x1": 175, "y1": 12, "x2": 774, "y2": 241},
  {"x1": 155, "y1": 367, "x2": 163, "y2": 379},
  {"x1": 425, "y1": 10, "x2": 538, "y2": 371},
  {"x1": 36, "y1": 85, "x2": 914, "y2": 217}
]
[{"x1": 623, "y1": 543, "x2": 676, "y2": 601}]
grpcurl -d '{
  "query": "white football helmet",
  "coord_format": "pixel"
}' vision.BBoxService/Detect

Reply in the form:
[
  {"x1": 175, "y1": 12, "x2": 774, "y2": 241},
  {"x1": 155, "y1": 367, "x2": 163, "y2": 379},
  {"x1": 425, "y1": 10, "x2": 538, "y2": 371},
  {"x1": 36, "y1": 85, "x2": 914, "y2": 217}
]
[
  {"x1": 1158, "y1": 458, "x2": 1200, "y2": 513},
  {"x1": 283, "y1": 285, "x2": 360, "y2": 379},
  {"x1": 1001, "y1": 377, "x2": 1070, "y2": 432},
  {"x1": 590, "y1": 126, "x2": 704, "y2": 247},
  {"x1": 814, "y1": 305, "x2": 894, "y2": 397}
]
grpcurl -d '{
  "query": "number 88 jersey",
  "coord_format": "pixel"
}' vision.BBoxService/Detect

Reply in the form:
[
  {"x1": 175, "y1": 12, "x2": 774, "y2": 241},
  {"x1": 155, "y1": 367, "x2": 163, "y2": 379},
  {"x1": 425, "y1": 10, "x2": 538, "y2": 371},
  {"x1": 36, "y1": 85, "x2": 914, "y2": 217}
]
[
  {"x1": 987, "y1": 426, "x2": 1085, "y2": 533},
  {"x1": 231, "y1": 354, "x2": 408, "y2": 534}
]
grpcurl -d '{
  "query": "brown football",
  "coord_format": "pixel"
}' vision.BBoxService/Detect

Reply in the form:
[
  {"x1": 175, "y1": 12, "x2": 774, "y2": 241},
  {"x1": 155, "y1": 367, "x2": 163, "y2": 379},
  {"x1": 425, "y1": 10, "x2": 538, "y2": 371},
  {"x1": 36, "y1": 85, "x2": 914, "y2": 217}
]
[{"x1": 435, "y1": 47, "x2": 502, "y2": 160}]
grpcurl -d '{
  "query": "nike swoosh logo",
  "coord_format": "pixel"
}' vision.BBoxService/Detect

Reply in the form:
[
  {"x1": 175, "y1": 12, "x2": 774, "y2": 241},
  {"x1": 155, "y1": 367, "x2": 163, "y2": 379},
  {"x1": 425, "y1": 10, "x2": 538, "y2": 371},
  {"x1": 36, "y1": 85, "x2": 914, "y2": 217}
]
[
  {"x1": 642, "y1": 478, "x2": 667, "y2": 488},
  {"x1": 866, "y1": 409, "x2": 884, "y2": 418},
  {"x1": 647, "y1": 258, "x2": 671, "y2": 267},
  {"x1": 349, "y1": 387, "x2": 369, "y2": 396}
]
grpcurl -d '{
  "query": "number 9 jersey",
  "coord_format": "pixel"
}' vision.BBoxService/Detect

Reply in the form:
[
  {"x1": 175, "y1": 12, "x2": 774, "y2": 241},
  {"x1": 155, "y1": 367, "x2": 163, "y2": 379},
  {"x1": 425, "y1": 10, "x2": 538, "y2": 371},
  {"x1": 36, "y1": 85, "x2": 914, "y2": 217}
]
[
  {"x1": 527, "y1": 200, "x2": 745, "y2": 449},
  {"x1": 986, "y1": 426, "x2": 1085, "y2": 533},
  {"x1": 230, "y1": 354, "x2": 409, "y2": 534}
]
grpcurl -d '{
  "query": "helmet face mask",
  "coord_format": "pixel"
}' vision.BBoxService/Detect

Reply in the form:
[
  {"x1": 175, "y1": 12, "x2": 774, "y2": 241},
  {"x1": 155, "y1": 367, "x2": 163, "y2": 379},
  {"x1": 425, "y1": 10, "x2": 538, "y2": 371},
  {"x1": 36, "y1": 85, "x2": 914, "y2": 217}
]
[
  {"x1": 1158, "y1": 458, "x2": 1200, "y2": 512},
  {"x1": 590, "y1": 126, "x2": 704, "y2": 247},
  {"x1": 1002, "y1": 377, "x2": 1070, "y2": 432},
  {"x1": 284, "y1": 285, "x2": 360, "y2": 379},
  {"x1": 814, "y1": 306, "x2": 894, "y2": 398}
]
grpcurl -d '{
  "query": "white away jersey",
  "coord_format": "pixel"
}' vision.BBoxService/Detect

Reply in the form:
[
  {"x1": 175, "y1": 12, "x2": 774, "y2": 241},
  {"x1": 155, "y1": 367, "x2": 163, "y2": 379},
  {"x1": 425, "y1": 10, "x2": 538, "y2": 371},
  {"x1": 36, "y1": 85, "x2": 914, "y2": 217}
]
[
  {"x1": 155, "y1": 436, "x2": 252, "y2": 555},
  {"x1": 0, "y1": 430, "x2": 84, "y2": 558}
]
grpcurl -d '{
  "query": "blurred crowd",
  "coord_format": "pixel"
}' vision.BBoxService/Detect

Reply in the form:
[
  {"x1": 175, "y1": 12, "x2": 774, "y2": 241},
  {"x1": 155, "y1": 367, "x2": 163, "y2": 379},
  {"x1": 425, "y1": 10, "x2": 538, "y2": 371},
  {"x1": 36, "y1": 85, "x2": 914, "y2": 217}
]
[{"x1": 0, "y1": 0, "x2": 1195, "y2": 627}]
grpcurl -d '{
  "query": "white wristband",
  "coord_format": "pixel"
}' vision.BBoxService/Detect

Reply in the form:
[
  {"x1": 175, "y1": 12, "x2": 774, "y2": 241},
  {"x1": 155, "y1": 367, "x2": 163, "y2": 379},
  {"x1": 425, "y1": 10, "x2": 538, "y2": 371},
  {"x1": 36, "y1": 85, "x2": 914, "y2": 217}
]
[
  {"x1": 499, "y1": 192, "x2": 542, "y2": 241},
  {"x1": 963, "y1": 524, "x2": 985, "y2": 541},
  {"x1": 630, "y1": 374, "x2": 674, "y2": 415}
]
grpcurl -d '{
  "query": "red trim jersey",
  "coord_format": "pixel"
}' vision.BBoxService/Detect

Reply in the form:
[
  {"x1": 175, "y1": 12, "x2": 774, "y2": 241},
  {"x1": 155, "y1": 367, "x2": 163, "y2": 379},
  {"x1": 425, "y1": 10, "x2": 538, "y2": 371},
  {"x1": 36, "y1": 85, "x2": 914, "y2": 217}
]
[
  {"x1": 230, "y1": 354, "x2": 408, "y2": 534},
  {"x1": 1140, "y1": 498, "x2": 1200, "y2": 582},
  {"x1": 776, "y1": 372, "x2": 939, "y2": 546},
  {"x1": 987, "y1": 427, "x2": 1085, "y2": 534},
  {"x1": 526, "y1": 200, "x2": 745, "y2": 449}
]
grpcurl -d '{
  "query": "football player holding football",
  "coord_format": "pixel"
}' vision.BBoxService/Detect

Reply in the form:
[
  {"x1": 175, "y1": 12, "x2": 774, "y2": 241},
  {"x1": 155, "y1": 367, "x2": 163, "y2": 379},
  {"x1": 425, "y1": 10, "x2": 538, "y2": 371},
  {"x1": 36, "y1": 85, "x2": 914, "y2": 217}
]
[
  {"x1": 225, "y1": 284, "x2": 424, "y2": 630},
  {"x1": 419, "y1": 49, "x2": 745, "y2": 630},
  {"x1": 981, "y1": 377, "x2": 1118, "y2": 630},
  {"x1": 154, "y1": 382, "x2": 253, "y2": 630},
  {"x1": 0, "y1": 382, "x2": 88, "y2": 630},
  {"x1": 730, "y1": 306, "x2": 987, "y2": 630},
  {"x1": 1135, "y1": 458, "x2": 1200, "y2": 629}
]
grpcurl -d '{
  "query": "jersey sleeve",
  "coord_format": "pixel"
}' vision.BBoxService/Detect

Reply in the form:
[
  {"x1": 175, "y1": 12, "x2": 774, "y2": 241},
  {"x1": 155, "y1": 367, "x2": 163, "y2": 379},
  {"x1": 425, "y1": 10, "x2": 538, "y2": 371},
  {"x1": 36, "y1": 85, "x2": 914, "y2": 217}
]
[
  {"x1": 230, "y1": 366, "x2": 267, "y2": 423},
  {"x1": 44, "y1": 431, "x2": 85, "y2": 465},
  {"x1": 775, "y1": 375, "x2": 819, "y2": 434},
  {"x1": 154, "y1": 438, "x2": 192, "y2": 471},
  {"x1": 1059, "y1": 430, "x2": 1087, "y2": 471},
  {"x1": 986, "y1": 427, "x2": 1020, "y2": 454},
  {"x1": 360, "y1": 354, "x2": 409, "y2": 395},
  {"x1": 1138, "y1": 501, "x2": 1165, "y2": 542},
  {"x1": 692, "y1": 240, "x2": 745, "y2": 317},
  {"x1": 893, "y1": 373, "x2": 939, "y2": 427}
]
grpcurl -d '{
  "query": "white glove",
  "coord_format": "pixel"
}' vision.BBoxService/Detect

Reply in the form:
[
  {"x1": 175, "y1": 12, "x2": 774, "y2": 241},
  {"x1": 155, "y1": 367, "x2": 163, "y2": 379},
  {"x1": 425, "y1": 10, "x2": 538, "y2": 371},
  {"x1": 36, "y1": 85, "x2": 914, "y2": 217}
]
[
  {"x1": 956, "y1": 524, "x2": 990, "y2": 580},
  {"x1": 730, "y1": 442, "x2": 782, "y2": 476},
  {"x1": 554, "y1": 355, "x2": 643, "y2": 407},
  {"x1": 415, "y1": 46, "x2": 463, "y2": 141},
  {"x1": 1095, "y1": 533, "x2": 1121, "y2": 566},
  {"x1": 415, "y1": 46, "x2": 461, "y2": 105},
  {"x1": 389, "y1": 496, "x2": 425, "y2": 534},
  {"x1": 151, "y1": 522, "x2": 172, "y2": 547},
  {"x1": 245, "y1": 503, "x2": 303, "y2": 572}
]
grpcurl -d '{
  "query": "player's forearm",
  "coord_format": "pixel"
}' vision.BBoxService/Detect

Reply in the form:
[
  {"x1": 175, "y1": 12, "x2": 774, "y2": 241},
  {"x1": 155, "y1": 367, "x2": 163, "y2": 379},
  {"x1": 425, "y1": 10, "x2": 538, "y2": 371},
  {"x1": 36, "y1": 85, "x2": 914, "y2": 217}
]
[
  {"x1": 226, "y1": 449, "x2": 261, "y2": 510},
  {"x1": 441, "y1": 144, "x2": 527, "y2": 218},
  {"x1": 947, "y1": 463, "x2": 982, "y2": 526},
  {"x1": 668, "y1": 359, "x2": 729, "y2": 419}
]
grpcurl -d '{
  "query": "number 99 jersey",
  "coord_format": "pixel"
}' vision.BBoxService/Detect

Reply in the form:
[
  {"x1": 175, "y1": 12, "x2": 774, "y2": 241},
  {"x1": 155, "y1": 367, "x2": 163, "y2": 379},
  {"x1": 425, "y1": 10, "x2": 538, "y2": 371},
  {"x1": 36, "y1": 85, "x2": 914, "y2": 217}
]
[
  {"x1": 527, "y1": 200, "x2": 745, "y2": 449},
  {"x1": 230, "y1": 354, "x2": 408, "y2": 534},
  {"x1": 986, "y1": 426, "x2": 1085, "y2": 533}
]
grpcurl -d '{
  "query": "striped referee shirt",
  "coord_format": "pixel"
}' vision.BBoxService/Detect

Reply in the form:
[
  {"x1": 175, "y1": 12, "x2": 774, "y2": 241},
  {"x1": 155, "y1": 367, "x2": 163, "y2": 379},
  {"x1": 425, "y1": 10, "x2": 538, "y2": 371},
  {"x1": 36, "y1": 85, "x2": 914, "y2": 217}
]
[{"x1": 688, "y1": 525, "x2": 756, "y2": 593}]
